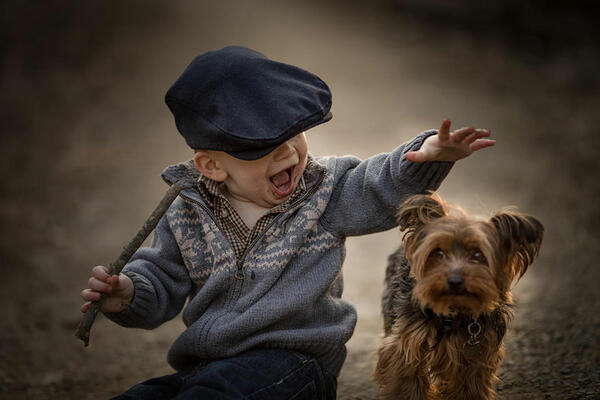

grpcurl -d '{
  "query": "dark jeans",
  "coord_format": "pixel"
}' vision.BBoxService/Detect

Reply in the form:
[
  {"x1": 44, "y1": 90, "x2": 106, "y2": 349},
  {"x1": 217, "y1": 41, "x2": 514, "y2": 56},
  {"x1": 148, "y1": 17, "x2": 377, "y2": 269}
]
[{"x1": 111, "y1": 348, "x2": 337, "y2": 399}]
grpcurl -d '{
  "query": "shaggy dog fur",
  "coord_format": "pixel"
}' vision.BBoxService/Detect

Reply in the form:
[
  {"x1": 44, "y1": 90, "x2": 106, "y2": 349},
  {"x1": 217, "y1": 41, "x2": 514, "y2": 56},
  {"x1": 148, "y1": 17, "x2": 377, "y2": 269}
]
[{"x1": 373, "y1": 194, "x2": 544, "y2": 400}]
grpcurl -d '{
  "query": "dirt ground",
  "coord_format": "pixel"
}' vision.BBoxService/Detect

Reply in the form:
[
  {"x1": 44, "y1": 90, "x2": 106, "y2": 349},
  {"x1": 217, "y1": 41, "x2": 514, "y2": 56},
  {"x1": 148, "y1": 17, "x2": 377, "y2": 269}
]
[{"x1": 1, "y1": 1, "x2": 599, "y2": 399}]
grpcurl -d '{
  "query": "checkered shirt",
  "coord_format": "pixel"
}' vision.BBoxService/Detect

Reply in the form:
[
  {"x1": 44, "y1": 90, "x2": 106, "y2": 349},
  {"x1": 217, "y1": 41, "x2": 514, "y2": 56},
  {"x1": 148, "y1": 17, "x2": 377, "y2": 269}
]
[{"x1": 197, "y1": 174, "x2": 306, "y2": 260}]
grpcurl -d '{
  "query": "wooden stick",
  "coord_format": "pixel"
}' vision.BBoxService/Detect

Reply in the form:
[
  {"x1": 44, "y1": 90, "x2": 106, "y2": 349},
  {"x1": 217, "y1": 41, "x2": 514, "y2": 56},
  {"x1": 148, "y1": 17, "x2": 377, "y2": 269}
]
[{"x1": 75, "y1": 183, "x2": 182, "y2": 346}]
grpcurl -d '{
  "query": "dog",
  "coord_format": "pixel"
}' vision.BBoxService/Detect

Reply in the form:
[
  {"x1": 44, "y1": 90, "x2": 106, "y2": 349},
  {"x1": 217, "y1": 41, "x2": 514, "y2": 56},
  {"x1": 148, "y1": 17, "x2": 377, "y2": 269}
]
[{"x1": 373, "y1": 193, "x2": 544, "y2": 400}]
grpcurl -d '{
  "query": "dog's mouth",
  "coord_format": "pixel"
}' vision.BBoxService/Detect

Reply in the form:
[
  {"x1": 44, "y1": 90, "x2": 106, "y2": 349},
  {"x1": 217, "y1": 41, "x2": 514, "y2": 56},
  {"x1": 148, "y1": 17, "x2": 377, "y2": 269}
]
[
  {"x1": 444, "y1": 289, "x2": 480, "y2": 302},
  {"x1": 418, "y1": 289, "x2": 493, "y2": 317},
  {"x1": 447, "y1": 289, "x2": 468, "y2": 297},
  {"x1": 445, "y1": 291, "x2": 497, "y2": 315},
  {"x1": 269, "y1": 166, "x2": 295, "y2": 197}
]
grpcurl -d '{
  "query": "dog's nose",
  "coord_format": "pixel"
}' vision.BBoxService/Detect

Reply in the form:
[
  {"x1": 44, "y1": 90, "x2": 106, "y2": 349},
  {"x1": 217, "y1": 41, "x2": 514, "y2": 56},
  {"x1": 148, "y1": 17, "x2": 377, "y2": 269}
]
[{"x1": 447, "y1": 276, "x2": 465, "y2": 293}]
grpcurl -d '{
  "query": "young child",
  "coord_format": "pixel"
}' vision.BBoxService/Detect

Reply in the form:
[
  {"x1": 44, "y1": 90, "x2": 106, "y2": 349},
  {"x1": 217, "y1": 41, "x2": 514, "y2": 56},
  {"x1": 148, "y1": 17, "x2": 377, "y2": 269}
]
[{"x1": 80, "y1": 46, "x2": 494, "y2": 399}]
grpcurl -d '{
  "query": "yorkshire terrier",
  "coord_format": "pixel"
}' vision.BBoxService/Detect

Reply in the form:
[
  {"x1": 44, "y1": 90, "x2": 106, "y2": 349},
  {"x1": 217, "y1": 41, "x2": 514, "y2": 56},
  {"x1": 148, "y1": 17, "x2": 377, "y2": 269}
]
[{"x1": 373, "y1": 193, "x2": 544, "y2": 400}]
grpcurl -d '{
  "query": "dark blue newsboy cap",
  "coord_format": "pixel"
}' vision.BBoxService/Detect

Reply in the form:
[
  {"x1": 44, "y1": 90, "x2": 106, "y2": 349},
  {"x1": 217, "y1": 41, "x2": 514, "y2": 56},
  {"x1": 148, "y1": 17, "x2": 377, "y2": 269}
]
[{"x1": 165, "y1": 46, "x2": 332, "y2": 160}]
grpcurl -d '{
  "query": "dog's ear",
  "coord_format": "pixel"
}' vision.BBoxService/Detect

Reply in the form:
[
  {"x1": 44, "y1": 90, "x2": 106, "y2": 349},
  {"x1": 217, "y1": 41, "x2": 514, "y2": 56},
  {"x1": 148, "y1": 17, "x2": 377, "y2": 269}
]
[
  {"x1": 397, "y1": 193, "x2": 447, "y2": 233},
  {"x1": 490, "y1": 211, "x2": 544, "y2": 280}
]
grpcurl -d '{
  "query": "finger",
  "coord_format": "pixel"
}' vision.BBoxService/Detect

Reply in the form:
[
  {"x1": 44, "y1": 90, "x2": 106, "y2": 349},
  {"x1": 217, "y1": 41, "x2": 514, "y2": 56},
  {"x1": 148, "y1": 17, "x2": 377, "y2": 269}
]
[
  {"x1": 470, "y1": 139, "x2": 496, "y2": 152},
  {"x1": 405, "y1": 151, "x2": 427, "y2": 163},
  {"x1": 92, "y1": 265, "x2": 111, "y2": 283},
  {"x1": 451, "y1": 126, "x2": 475, "y2": 143},
  {"x1": 81, "y1": 288, "x2": 102, "y2": 302},
  {"x1": 81, "y1": 302, "x2": 91, "y2": 313},
  {"x1": 464, "y1": 129, "x2": 491, "y2": 145},
  {"x1": 88, "y1": 277, "x2": 112, "y2": 293},
  {"x1": 110, "y1": 274, "x2": 120, "y2": 289},
  {"x1": 438, "y1": 118, "x2": 451, "y2": 141}
]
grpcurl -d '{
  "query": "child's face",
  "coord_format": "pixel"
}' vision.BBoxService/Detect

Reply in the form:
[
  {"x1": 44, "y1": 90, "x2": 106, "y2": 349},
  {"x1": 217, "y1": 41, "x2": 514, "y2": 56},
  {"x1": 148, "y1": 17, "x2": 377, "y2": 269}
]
[{"x1": 198, "y1": 133, "x2": 309, "y2": 208}]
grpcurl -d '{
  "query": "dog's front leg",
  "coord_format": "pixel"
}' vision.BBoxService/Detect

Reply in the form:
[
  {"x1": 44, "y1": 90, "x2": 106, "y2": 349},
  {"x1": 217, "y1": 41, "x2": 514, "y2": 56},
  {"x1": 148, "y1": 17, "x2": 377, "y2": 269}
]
[
  {"x1": 373, "y1": 323, "x2": 435, "y2": 400},
  {"x1": 441, "y1": 358, "x2": 501, "y2": 400}
]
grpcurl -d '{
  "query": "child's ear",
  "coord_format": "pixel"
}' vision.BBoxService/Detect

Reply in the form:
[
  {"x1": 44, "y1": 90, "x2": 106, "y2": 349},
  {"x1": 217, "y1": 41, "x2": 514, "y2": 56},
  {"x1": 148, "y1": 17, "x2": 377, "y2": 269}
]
[
  {"x1": 193, "y1": 151, "x2": 228, "y2": 182},
  {"x1": 396, "y1": 193, "x2": 447, "y2": 233},
  {"x1": 490, "y1": 211, "x2": 544, "y2": 280}
]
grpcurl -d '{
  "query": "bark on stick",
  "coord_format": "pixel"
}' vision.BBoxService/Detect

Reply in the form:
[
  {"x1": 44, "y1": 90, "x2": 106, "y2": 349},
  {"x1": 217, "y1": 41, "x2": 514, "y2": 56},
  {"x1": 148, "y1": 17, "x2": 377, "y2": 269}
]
[{"x1": 75, "y1": 183, "x2": 182, "y2": 346}]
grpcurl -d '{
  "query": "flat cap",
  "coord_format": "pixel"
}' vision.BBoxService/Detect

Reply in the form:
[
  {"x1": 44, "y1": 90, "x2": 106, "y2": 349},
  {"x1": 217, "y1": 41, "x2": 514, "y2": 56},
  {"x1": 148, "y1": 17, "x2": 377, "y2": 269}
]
[{"x1": 165, "y1": 46, "x2": 332, "y2": 160}]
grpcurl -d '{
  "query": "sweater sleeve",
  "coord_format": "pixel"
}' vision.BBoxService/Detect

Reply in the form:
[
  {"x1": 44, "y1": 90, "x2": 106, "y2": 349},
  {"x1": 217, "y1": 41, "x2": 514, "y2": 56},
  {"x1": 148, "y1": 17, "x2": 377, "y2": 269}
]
[
  {"x1": 104, "y1": 212, "x2": 192, "y2": 329},
  {"x1": 320, "y1": 130, "x2": 454, "y2": 237}
]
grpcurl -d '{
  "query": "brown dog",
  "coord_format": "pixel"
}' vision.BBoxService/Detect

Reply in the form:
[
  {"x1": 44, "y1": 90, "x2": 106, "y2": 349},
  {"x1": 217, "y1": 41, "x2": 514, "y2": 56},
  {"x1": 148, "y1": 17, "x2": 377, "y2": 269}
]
[{"x1": 373, "y1": 194, "x2": 544, "y2": 399}]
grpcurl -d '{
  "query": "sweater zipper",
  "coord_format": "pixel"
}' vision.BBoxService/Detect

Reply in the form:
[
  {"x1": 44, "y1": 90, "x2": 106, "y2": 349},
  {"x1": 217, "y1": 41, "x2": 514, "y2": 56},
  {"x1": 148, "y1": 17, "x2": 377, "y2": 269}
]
[
  {"x1": 234, "y1": 170, "x2": 326, "y2": 280},
  {"x1": 177, "y1": 194, "x2": 220, "y2": 233},
  {"x1": 160, "y1": 176, "x2": 222, "y2": 229}
]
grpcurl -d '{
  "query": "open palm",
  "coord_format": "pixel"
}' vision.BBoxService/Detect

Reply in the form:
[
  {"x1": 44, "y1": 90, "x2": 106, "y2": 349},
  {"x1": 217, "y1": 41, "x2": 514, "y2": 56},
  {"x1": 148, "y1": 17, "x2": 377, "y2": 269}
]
[{"x1": 406, "y1": 119, "x2": 495, "y2": 163}]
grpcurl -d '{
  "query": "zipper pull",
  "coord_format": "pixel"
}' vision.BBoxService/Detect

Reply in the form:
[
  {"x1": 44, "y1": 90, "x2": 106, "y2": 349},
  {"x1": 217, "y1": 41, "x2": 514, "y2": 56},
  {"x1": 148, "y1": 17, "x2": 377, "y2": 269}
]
[{"x1": 235, "y1": 260, "x2": 244, "y2": 280}]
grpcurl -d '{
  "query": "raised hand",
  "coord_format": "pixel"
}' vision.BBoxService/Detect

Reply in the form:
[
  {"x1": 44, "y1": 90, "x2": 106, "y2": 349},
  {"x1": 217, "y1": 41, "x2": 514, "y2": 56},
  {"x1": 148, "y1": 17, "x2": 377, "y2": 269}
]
[{"x1": 406, "y1": 118, "x2": 495, "y2": 163}]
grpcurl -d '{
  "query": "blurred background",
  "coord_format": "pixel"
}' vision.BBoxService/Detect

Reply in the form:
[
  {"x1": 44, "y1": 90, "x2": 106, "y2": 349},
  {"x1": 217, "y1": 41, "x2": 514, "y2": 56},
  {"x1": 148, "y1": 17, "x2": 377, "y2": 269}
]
[{"x1": 1, "y1": 1, "x2": 599, "y2": 398}]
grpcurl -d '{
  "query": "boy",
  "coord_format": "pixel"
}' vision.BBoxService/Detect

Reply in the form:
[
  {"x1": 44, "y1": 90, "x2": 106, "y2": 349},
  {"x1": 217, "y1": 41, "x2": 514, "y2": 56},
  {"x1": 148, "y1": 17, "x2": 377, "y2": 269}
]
[{"x1": 80, "y1": 46, "x2": 494, "y2": 399}]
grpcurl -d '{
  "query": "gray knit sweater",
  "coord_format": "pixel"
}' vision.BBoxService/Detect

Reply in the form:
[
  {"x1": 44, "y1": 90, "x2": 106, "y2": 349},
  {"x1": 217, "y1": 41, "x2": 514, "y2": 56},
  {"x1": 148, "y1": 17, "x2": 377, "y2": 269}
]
[{"x1": 106, "y1": 130, "x2": 453, "y2": 376}]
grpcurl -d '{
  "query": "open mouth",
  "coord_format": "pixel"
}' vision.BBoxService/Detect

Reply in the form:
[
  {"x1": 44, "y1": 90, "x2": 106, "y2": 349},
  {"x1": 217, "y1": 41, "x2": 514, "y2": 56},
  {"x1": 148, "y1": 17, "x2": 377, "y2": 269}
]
[{"x1": 269, "y1": 166, "x2": 295, "y2": 197}]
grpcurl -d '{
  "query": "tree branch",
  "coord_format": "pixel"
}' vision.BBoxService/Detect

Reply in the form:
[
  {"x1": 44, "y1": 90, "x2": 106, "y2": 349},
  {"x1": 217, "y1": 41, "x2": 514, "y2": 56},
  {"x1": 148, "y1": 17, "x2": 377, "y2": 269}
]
[{"x1": 74, "y1": 183, "x2": 182, "y2": 346}]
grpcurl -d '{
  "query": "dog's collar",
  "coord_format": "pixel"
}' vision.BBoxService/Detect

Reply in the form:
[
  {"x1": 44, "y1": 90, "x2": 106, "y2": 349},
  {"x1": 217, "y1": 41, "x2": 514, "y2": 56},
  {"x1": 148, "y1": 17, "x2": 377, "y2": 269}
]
[
  {"x1": 427, "y1": 309, "x2": 486, "y2": 346},
  {"x1": 466, "y1": 320, "x2": 484, "y2": 345}
]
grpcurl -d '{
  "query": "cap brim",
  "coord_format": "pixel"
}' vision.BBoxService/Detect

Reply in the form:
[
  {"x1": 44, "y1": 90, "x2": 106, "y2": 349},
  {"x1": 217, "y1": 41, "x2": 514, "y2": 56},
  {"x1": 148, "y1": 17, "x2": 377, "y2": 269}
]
[{"x1": 226, "y1": 111, "x2": 333, "y2": 160}]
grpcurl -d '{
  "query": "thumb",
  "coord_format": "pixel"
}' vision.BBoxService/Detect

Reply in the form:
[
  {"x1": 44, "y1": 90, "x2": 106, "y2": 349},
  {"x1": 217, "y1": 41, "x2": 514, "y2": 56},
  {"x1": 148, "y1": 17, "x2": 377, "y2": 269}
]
[
  {"x1": 110, "y1": 274, "x2": 121, "y2": 290},
  {"x1": 405, "y1": 151, "x2": 426, "y2": 163}
]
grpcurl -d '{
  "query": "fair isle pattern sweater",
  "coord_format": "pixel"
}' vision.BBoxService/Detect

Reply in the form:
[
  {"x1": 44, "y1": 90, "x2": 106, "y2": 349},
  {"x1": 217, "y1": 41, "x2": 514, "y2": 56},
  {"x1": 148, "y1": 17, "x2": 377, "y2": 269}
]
[{"x1": 106, "y1": 131, "x2": 453, "y2": 376}]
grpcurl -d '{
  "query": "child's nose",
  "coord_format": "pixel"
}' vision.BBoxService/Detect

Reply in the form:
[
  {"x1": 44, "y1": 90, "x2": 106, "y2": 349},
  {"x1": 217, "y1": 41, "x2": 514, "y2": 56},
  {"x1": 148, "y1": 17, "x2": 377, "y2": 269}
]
[{"x1": 272, "y1": 141, "x2": 295, "y2": 161}]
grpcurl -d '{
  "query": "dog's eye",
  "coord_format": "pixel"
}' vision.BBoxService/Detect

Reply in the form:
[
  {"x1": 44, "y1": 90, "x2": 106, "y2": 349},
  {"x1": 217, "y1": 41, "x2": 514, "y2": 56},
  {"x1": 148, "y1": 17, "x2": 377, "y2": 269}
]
[
  {"x1": 470, "y1": 250, "x2": 487, "y2": 264},
  {"x1": 430, "y1": 248, "x2": 445, "y2": 259}
]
